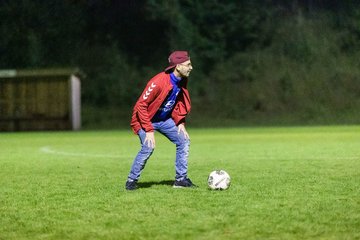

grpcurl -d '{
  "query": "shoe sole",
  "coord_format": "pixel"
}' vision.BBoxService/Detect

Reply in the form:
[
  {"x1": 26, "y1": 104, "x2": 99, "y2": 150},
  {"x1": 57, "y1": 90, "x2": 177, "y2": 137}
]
[{"x1": 173, "y1": 185, "x2": 197, "y2": 188}]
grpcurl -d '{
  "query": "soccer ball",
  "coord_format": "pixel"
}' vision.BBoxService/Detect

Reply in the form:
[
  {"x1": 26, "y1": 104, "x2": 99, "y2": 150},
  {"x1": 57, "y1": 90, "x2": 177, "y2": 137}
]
[{"x1": 207, "y1": 170, "x2": 231, "y2": 190}]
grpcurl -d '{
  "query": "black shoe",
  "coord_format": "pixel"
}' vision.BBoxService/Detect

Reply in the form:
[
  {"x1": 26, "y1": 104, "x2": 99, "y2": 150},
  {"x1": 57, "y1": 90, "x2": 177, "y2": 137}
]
[
  {"x1": 125, "y1": 180, "x2": 138, "y2": 190},
  {"x1": 173, "y1": 178, "x2": 198, "y2": 188}
]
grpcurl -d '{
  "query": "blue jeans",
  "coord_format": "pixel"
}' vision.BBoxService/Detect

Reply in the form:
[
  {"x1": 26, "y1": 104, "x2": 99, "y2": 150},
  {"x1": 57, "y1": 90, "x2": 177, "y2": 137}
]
[{"x1": 127, "y1": 118, "x2": 190, "y2": 182}]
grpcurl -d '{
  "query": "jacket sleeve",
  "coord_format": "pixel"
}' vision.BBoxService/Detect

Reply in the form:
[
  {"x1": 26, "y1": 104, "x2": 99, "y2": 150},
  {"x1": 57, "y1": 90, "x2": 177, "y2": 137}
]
[{"x1": 134, "y1": 80, "x2": 160, "y2": 132}]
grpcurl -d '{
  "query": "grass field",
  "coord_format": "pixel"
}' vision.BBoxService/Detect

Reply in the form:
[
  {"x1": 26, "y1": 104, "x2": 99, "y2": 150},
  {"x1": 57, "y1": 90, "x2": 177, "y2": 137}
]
[{"x1": 0, "y1": 126, "x2": 359, "y2": 239}]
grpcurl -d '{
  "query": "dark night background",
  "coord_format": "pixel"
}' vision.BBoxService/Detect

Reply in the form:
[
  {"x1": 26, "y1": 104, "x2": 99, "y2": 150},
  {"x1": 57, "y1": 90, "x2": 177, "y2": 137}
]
[{"x1": 1, "y1": 0, "x2": 360, "y2": 128}]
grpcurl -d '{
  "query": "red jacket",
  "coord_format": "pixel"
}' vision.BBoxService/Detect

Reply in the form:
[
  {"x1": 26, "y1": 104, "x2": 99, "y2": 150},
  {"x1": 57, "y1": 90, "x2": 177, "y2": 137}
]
[{"x1": 130, "y1": 72, "x2": 191, "y2": 134}]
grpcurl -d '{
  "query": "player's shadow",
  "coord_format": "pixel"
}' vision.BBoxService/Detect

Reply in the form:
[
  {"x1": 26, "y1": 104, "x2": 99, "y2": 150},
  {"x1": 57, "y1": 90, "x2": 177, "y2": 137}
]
[{"x1": 138, "y1": 180, "x2": 174, "y2": 188}]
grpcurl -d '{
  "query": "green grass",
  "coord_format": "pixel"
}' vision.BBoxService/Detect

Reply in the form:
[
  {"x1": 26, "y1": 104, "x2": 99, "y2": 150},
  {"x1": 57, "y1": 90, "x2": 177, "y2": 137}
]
[{"x1": 0, "y1": 126, "x2": 359, "y2": 240}]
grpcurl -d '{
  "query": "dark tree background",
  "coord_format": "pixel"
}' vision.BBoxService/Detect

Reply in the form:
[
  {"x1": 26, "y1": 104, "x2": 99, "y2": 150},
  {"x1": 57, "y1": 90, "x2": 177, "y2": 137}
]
[{"x1": 1, "y1": 0, "x2": 360, "y2": 128}]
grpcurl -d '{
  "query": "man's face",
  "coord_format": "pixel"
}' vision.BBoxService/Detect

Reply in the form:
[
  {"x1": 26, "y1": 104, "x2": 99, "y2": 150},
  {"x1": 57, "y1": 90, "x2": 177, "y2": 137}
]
[{"x1": 176, "y1": 60, "x2": 193, "y2": 77}]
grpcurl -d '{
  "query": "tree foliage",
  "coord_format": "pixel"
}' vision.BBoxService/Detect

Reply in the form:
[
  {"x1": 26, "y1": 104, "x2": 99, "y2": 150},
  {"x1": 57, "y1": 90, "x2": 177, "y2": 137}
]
[{"x1": 1, "y1": 0, "x2": 360, "y2": 126}]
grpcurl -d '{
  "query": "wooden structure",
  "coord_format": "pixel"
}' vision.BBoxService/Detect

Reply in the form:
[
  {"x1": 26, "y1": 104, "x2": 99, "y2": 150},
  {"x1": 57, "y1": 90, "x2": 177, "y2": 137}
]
[{"x1": 0, "y1": 68, "x2": 81, "y2": 131}]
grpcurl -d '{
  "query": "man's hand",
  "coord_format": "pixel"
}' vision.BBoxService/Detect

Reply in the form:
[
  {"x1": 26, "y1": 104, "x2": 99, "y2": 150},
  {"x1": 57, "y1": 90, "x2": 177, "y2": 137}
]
[
  {"x1": 178, "y1": 123, "x2": 190, "y2": 140},
  {"x1": 144, "y1": 131, "x2": 155, "y2": 148}
]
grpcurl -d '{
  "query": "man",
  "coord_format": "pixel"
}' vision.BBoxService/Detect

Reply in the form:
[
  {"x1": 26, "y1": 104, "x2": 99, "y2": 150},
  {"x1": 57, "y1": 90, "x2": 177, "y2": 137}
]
[{"x1": 125, "y1": 50, "x2": 197, "y2": 190}]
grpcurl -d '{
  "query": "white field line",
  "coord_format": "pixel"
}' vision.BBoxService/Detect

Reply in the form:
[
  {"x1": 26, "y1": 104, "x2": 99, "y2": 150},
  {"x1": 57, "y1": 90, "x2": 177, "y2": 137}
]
[
  {"x1": 40, "y1": 146, "x2": 359, "y2": 161},
  {"x1": 40, "y1": 146, "x2": 121, "y2": 159}
]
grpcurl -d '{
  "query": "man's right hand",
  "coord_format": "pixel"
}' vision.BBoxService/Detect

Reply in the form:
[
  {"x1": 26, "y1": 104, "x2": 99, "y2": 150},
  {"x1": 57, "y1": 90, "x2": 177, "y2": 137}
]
[{"x1": 144, "y1": 131, "x2": 155, "y2": 148}]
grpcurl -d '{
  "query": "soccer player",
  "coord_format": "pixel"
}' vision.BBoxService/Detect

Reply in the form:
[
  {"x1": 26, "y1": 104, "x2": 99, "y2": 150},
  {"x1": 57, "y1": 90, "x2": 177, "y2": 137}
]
[{"x1": 125, "y1": 51, "x2": 197, "y2": 190}]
